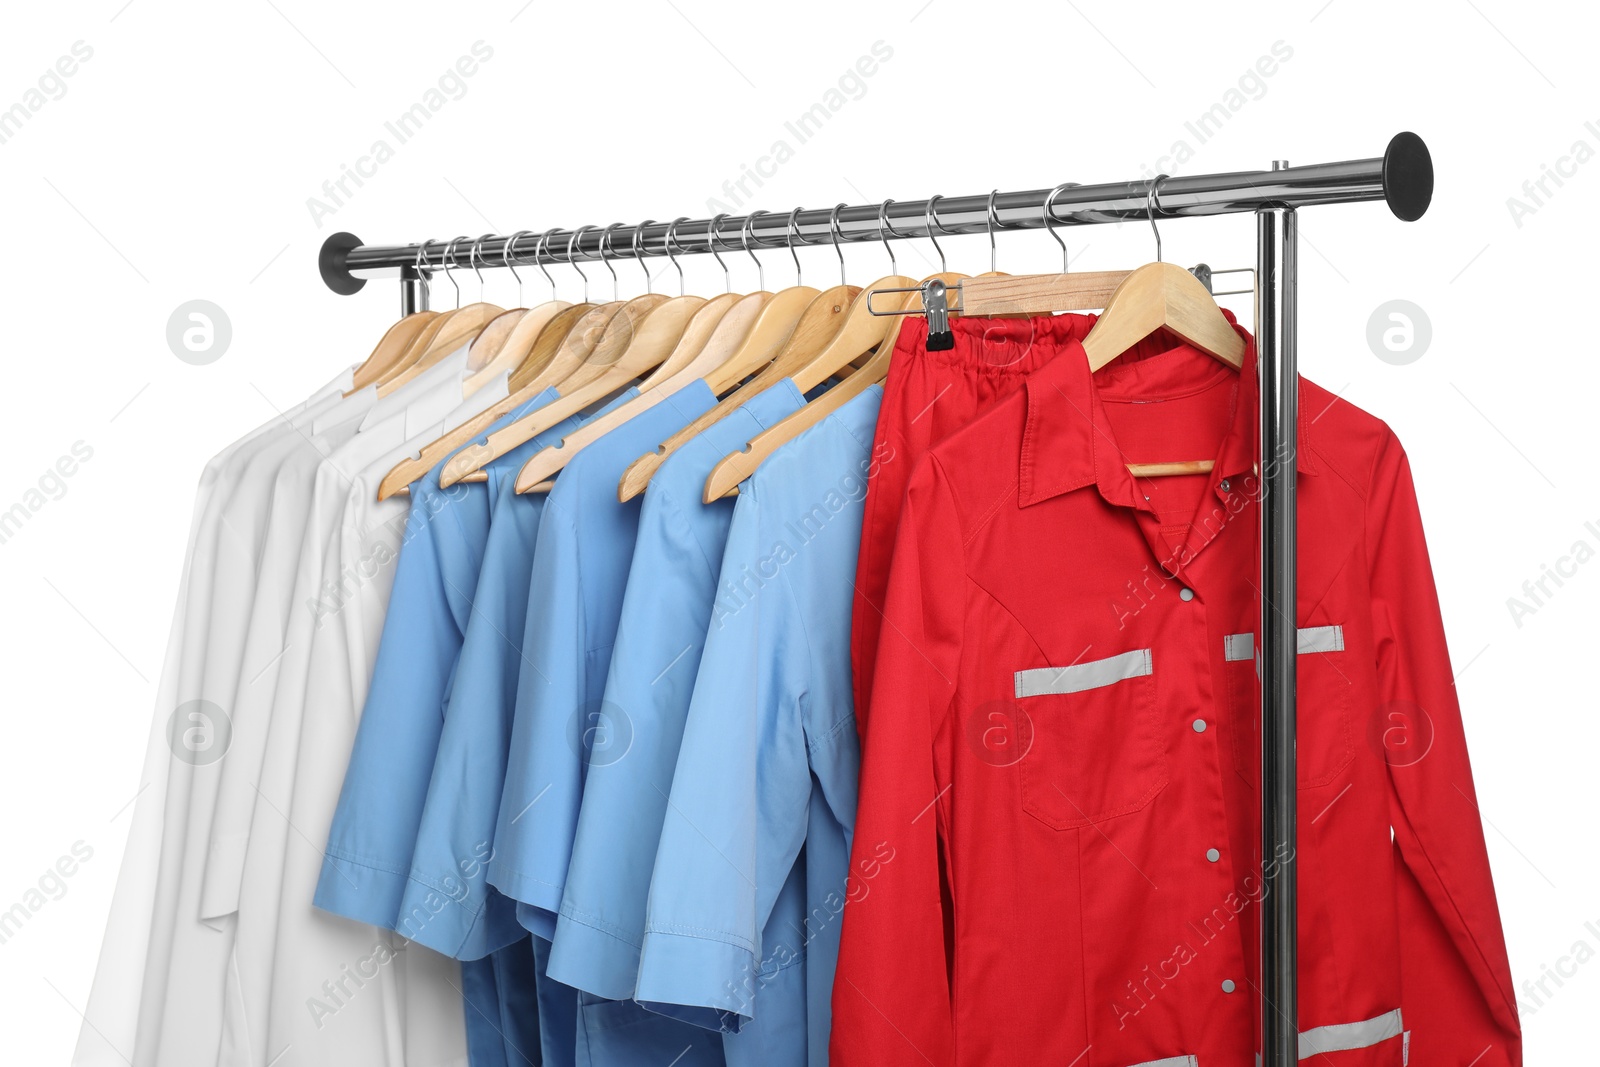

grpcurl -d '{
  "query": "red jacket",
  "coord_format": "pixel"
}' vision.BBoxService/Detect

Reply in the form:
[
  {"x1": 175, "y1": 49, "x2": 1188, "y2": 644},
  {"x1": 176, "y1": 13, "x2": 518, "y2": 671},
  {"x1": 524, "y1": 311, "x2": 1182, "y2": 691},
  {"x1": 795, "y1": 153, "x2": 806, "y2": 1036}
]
[{"x1": 832, "y1": 323, "x2": 1521, "y2": 1065}]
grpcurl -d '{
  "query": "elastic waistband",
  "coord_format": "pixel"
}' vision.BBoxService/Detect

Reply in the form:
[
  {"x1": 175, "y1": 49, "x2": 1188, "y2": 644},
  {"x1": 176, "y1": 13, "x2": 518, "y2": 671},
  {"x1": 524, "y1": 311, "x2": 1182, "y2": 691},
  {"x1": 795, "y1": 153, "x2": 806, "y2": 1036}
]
[{"x1": 892, "y1": 313, "x2": 1096, "y2": 376}]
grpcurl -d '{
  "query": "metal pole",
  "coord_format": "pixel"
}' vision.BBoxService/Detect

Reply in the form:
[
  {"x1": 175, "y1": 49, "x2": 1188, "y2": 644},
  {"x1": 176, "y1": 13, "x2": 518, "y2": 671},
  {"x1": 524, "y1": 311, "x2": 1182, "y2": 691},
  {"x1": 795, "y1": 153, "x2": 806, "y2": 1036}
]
[
  {"x1": 1255, "y1": 194, "x2": 1299, "y2": 1065},
  {"x1": 315, "y1": 134, "x2": 1433, "y2": 292},
  {"x1": 399, "y1": 265, "x2": 429, "y2": 316}
]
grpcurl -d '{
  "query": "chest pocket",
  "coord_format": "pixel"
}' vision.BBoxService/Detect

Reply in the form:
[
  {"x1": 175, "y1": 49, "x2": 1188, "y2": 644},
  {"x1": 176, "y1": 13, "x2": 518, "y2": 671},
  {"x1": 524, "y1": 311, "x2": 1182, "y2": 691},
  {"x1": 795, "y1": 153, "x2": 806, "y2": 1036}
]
[
  {"x1": 1014, "y1": 649, "x2": 1169, "y2": 831},
  {"x1": 1226, "y1": 625, "x2": 1355, "y2": 790}
]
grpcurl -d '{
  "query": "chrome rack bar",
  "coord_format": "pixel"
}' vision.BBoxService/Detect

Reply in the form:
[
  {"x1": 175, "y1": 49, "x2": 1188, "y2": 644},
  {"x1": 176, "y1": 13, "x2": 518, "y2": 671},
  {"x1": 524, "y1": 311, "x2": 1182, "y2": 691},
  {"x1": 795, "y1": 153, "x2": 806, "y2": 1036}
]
[
  {"x1": 318, "y1": 133, "x2": 1432, "y2": 293},
  {"x1": 315, "y1": 133, "x2": 1433, "y2": 1067}
]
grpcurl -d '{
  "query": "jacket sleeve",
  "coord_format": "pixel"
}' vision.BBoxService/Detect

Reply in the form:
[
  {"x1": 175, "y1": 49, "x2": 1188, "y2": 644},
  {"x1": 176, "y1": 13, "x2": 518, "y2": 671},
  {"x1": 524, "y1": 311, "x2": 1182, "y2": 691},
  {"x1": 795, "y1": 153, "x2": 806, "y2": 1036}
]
[
  {"x1": 1366, "y1": 429, "x2": 1522, "y2": 1065},
  {"x1": 831, "y1": 455, "x2": 962, "y2": 1067}
]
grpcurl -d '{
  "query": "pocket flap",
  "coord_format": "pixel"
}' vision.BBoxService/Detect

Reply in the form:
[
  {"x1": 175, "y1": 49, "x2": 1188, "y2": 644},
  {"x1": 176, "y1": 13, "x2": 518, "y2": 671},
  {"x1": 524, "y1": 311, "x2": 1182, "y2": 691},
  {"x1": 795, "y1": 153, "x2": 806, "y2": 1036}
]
[{"x1": 1015, "y1": 649, "x2": 1152, "y2": 698}]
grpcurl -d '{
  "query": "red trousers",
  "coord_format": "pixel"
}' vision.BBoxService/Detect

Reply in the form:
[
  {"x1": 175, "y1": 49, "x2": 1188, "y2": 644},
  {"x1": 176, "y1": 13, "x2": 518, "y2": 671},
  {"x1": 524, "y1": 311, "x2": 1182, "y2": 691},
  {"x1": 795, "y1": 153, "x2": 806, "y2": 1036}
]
[{"x1": 851, "y1": 312, "x2": 1096, "y2": 741}]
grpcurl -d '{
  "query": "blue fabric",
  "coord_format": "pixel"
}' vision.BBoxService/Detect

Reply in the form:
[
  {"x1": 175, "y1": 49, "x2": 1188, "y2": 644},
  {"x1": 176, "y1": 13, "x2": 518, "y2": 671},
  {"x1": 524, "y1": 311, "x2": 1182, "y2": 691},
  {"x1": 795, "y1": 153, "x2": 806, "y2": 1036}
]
[
  {"x1": 548, "y1": 380, "x2": 806, "y2": 1004},
  {"x1": 316, "y1": 386, "x2": 621, "y2": 1067},
  {"x1": 398, "y1": 391, "x2": 638, "y2": 961},
  {"x1": 315, "y1": 387, "x2": 569, "y2": 927},
  {"x1": 487, "y1": 379, "x2": 725, "y2": 1067},
  {"x1": 635, "y1": 386, "x2": 883, "y2": 1067}
]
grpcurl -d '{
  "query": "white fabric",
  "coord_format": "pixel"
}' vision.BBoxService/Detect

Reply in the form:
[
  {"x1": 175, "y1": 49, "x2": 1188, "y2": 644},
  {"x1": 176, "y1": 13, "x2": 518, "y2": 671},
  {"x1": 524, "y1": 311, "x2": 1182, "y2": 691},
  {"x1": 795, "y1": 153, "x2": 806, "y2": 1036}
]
[
  {"x1": 73, "y1": 368, "x2": 354, "y2": 1067},
  {"x1": 235, "y1": 347, "x2": 501, "y2": 1067}
]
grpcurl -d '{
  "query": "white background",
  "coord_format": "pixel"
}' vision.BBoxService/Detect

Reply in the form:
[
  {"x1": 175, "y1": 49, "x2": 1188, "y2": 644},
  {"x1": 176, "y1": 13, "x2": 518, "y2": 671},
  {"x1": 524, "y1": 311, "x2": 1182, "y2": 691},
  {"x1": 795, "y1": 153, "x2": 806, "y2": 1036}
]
[{"x1": 1, "y1": 0, "x2": 1595, "y2": 1061}]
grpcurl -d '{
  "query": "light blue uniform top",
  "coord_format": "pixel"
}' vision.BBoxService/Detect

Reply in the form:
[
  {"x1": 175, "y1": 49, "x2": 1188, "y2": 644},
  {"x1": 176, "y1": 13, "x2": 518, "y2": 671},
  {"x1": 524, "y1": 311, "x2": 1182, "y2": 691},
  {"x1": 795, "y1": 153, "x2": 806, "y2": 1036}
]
[
  {"x1": 487, "y1": 379, "x2": 729, "y2": 1067},
  {"x1": 398, "y1": 394, "x2": 638, "y2": 1067},
  {"x1": 636, "y1": 386, "x2": 883, "y2": 1067},
  {"x1": 316, "y1": 386, "x2": 579, "y2": 927},
  {"x1": 315, "y1": 387, "x2": 617, "y2": 1067},
  {"x1": 548, "y1": 380, "x2": 807, "y2": 1003}
]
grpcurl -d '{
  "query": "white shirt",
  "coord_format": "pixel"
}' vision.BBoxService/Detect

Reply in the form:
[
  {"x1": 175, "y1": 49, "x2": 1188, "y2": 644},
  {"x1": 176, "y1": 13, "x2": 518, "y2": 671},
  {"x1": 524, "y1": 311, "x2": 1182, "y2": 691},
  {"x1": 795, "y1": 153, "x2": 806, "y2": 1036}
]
[
  {"x1": 73, "y1": 368, "x2": 354, "y2": 1067},
  {"x1": 140, "y1": 381, "x2": 393, "y2": 1067},
  {"x1": 233, "y1": 348, "x2": 503, "y2": 1067}
]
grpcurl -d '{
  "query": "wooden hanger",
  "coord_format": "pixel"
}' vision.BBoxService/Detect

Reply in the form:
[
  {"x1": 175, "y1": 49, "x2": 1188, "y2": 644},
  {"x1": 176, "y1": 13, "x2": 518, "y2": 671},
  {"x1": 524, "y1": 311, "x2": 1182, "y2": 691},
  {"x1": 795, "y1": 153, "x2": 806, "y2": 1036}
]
[
  {"x1": 1087, "y1": 260, "x2": 1241, "y2": 478},
  {"x1": 376, "y1": 301, "x2": 505, "y2": 395},
  {"x1": 346, "y1": 311, "x2": 439, "y2": 395},
  {"x1": 1081, "y1": 261, "x2": 1244, "y2": 371},
  {"x1": 374, "y1": 302, "x2": 599, "y2": 500},
  {"x1": 1086, "y1": 180, "x2": 1244, "y2": 477},
  {"x1": 349, "y1": 239, "x2": 446, "y2": 394},
  {"x1": 508, "y1": 292, "x2": 752, "y2": 494},
  {"x1": 456, "y1": 293, "x2": 697, "y2": 494},
  {"x1": 437, "y1": 299, "x2": 625, "y2": 487},
  {"x1": 615, "y1": 282, "x2": 827, "y2": 502},
  {"x1": 376, "y1": 236, "x2": 504, "y2": 392},
  {"x1": 700, "y1": 272, "x2": 961, "y2": 502},
  {"x1": 347, "y1": 313, "x2": 438, "y2": 396},
  {"x1": 507, "y1": 295, "x2": 710, "y2": 492},
  {"x1": 463, "y1": 302, "x2": 569, "y2": 393},
  {"x1": 465, "y1": 308, "x2": 527, "y2": 369}
]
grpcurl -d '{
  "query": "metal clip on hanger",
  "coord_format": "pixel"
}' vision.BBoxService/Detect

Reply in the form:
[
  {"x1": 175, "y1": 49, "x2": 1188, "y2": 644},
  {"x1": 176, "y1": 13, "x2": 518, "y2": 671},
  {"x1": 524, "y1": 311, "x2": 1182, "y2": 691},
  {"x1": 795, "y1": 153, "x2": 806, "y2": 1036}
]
[{"x1": 861, "y1": 195, "x2": 971, "y2": 350}]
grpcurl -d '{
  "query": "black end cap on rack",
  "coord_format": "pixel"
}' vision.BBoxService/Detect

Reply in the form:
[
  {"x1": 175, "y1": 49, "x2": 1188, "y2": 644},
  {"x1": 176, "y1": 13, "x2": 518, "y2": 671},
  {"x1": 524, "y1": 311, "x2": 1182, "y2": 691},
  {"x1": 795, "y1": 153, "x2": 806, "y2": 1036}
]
[
  {"x1": 319, "y1": 231, "x2": 367, "y2": 295},
  {"x1": 1383, "y1": 132, "x2": 1433, "y2": 222}
]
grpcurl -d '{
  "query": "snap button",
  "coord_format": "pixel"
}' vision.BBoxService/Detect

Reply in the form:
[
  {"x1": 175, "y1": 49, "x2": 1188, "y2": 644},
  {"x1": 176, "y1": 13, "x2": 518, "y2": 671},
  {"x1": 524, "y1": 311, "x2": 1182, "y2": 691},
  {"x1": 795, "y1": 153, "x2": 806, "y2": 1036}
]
[
  {"x1": 1179, "y1": 587, "x2": 1195, "y2": 602},
  {"x1": 1221, "y1": 979, "x2": 1236, "y2": 993},
  {"x1": 1192, "y1": 718, "x2": 1208, "y2": 733},
  {"x1": 1206, "y1": 848, "x2": 1221, "y2": 862},
  {"x1": 1220, "y1": 478, "x2": 1231, "y2": 492}
]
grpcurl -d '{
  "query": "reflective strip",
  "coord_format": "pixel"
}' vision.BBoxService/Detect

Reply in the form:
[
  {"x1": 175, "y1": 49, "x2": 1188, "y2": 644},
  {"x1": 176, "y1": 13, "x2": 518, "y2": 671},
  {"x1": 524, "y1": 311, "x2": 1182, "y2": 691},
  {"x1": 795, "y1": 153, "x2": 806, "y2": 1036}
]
[
  {"x1": 1297, "y1": 624, "x2": 1345, "y2": 654},
  {"x1": 1223, "y1": 625, "x2": 1345, "y2": 662},
  {"x1": 1298, "y1": 1008, "x2": 1404, "y2": 1058},
  {"x1": 1124, "y1": 1058, "x2": 1197, "y2": 1067},
  {"x1": 1014, "y1": 649, "x2": 1152, "y2": 698}
]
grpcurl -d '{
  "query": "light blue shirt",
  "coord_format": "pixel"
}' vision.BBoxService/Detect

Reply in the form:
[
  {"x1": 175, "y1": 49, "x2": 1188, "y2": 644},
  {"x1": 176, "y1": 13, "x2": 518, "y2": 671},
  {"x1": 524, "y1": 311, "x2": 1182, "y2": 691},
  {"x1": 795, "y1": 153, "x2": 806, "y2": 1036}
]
[
  {"x1": 548, "y1": 380, "x2": 806, "y2": 1004},
  {"x1": 488, "y1": 379, "x2": 727, "y2": 1067},
  {"x1": 315, "y1": 387, "x2": 603, "y2": 1067},
  {"x1": 636, "y1": 386, "x2": 883, "y2": 1067},
  {"x1": 315, "y1": 387, "x2": 574, "y2": 927}
]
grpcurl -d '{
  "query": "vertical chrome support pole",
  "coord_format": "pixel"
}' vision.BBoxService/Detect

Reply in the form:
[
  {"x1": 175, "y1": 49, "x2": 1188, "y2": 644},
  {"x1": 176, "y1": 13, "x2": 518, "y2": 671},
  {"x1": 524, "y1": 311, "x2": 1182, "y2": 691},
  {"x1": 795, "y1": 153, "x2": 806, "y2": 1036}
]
[
  {"x1": 400, "y1": 265, "x2": 429, "y2": 316},
  {"x1": 1255, "y1": 192, "x2": 1299, "y2": 1065}
]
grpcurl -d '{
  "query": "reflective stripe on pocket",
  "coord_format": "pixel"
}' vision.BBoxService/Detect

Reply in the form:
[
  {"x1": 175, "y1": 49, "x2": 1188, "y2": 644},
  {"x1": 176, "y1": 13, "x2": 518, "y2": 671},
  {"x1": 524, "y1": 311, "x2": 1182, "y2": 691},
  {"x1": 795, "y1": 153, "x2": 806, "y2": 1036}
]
[
  {"x1": 1223, "y1": 625, "x2": 1344, "y2": 662},
  {"x1": 1014, "y1": 649, "x2": 1152, "y2": 698},
  {"x1": 1123, "y1": 1057, "x2": 1197, "y2": 1067},
  {"x1": 1298, "y1": 1008, "x2": 1403, "y2": 1057}
]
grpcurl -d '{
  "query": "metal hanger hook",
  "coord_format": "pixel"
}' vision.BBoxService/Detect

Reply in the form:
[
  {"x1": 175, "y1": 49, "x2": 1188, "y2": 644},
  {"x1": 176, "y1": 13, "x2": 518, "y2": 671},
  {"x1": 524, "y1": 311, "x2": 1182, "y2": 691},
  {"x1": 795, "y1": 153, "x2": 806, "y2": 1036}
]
[
  {"x1": 707, "y1": 213, "x2": 731, "y2": 294},
  {"x1": 632, "y1": 220, "x2": 656, "y2": 294},
  {"x1": 877, "y1": 200, "x2": 897, "y2": 275},
  {"x1": 986, "y1": 190, "x2": 1001, "y2": 273},
  {"x1": 413, "y1": 238, "x2": 435, "y2": 302},
  {"x1": 441, "y1": 235, "x2": 467, "y2": 308},
  {"x1": 535, "y1": 228, "x2": 560, "y2": 299},
  {"x1": 470, "y1": 233, "x2": 493, "y2": 303},
  {"x1": 1147, "y1": 174, "x2": 1169, "y2": 262},
  {"x1": 664, "y1": 217, "x2": 689, "y2": 297},
  {"x1": 1043, "y1": 183, "x2": 1079, "y2": 274},
  {"x1": 503, "y1": 230, "x2": 533, "y2": 307},
  {"x1": 565, "y1": 226, "x2": 595, "y2": 303},
  {"x1": 829, "y1": 203, "x2": 847, "y2": 286},
  {"x1": 786, "y1": 207, "x2": 804, "y2": 286},
  {"x1": 924, "y1": 195, "x2": 947, "y2": 273},
  {"x1": 742, "y1": 210, "x2": 768, "y2": 291},
  {"x1": 600, "y1": 223, "x2": 624, "y2": 300}
]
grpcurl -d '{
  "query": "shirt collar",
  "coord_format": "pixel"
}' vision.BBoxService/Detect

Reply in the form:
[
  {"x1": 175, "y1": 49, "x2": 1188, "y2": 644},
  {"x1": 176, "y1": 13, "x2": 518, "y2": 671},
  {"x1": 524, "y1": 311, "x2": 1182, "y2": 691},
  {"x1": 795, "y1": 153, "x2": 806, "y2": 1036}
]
[{"x1": 1018, "y1": 309, "x2": 1317, "y2": 510}]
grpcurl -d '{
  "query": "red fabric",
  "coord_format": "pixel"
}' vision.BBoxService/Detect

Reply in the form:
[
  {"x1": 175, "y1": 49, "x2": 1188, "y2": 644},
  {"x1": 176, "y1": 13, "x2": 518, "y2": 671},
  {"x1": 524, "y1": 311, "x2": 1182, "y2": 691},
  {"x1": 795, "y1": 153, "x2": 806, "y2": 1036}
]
[
  {"x1": 851, "y1": 313, "x2": 1094, "y2": 742},
  {"x1": 833, "y1": 316, "x2": 1520, "y2": 1066}
]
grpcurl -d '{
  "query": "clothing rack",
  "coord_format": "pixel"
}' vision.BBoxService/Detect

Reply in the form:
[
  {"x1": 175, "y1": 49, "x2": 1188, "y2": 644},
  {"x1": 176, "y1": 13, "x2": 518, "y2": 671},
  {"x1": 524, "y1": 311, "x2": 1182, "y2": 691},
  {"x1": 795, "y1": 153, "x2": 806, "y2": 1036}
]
[{"x1": 316, "y1": 130, "x2": 1435, "y2": 1066}]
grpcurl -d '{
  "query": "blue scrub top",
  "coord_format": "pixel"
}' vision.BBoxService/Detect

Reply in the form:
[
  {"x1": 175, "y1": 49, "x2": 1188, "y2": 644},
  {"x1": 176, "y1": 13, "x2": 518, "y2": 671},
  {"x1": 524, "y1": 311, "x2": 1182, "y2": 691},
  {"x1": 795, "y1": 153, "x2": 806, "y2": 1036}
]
[
  {"x1": 487, "y1": 379, "x2": 731, "y2": 1067},
  {"x1": 636, "y1": 386, "x2": 883, "y2": 1067},
  {"x1": 548, "y1": 380, "x2": 807, "y2": 1001}
]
